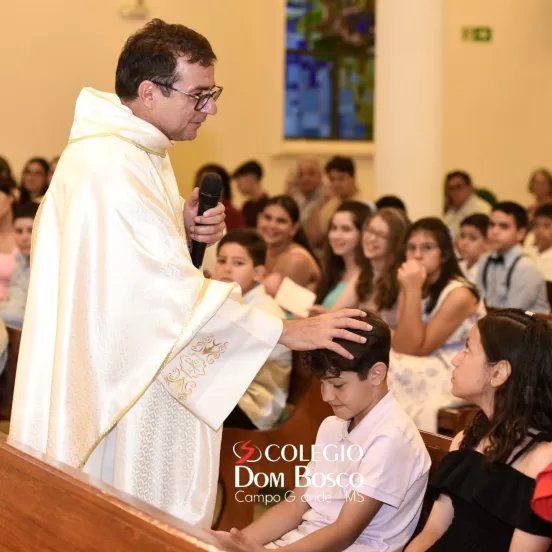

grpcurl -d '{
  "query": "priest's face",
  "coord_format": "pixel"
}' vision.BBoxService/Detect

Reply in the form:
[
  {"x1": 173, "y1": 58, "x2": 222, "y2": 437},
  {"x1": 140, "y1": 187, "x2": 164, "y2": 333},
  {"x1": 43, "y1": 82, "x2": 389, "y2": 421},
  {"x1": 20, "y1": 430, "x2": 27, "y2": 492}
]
[{"x1": 150, "y1": 58, "x2": 218, "y2": 141}]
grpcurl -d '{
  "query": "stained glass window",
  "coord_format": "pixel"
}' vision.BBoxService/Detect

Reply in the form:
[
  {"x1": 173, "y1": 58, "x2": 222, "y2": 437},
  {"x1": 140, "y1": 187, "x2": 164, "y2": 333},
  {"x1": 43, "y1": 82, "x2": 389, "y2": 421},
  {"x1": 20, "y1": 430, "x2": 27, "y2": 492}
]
[{"x1": 285, "y1": 0, "x2": 375, "y2": 140}]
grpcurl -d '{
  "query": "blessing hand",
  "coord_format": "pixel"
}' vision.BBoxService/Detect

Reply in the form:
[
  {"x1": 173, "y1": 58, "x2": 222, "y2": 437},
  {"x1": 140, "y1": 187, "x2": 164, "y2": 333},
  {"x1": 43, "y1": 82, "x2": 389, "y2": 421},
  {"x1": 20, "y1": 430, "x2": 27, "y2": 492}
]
[{"x1": 279, "y1": 309, "x2": 372, "y2": 360}]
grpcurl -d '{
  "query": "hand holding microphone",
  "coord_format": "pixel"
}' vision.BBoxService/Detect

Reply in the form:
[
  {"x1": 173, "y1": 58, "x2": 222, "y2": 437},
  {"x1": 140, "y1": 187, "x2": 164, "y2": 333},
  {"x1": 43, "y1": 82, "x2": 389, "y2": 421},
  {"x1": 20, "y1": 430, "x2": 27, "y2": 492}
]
[{"x1": 187, "y1": 173, "x2": 225, "y2": 268}]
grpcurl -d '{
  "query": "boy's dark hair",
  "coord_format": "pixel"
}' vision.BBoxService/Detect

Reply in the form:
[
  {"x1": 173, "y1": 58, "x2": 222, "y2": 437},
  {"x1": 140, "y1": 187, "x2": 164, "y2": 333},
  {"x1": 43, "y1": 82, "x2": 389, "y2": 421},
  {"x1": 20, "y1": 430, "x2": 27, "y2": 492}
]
[
  {"x1": 492, "y1": 201, "x2": 528, "y2": 230},
  {"x1": 325, "y1": 156, "x2": 355, "y2": 177},
  {"x1": 460, "y1": 213, "x2": 489, "y2": 237},
  {"x1": 534, "y1": 202, "x2": 552, "y2": 221},
  {"x1": 13, "y1": 201, "x2": 39, "y2": 221},
  {"x1": 232, "y1": 160, "x2": 263, "y2": 181},
  {"x1": 446, "y1": 170, "x2": 472, "y2": 187},
  {"x1": 115, "y1": 19, "x2": 216, "y2": 100},
  {"x1": 375, "y1": 195, "x2": 406, "y2": 213},
  {"x1": 310, "y1": 313, "x2": 390, "y2": 380},
  {"x1": 217, "y1": 229, "x2": 267, "y2": 267}
]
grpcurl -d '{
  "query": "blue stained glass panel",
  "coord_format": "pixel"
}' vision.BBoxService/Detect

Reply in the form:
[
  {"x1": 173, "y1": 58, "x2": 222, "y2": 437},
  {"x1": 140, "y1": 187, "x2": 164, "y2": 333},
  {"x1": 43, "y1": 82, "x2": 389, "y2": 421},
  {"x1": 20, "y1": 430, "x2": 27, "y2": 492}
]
[
  {"x1": 285, "y1": 53, "x2": 333, "y2": 139},
  {"x1": 338, "y1": 56, "x2": 374, "y2": 139},
  {"x1": 285, "y1": 0, "x2": 375, "y2": 140},
  {"x1": 286, "y1": 0, "x2": 310, "y2": 50}
]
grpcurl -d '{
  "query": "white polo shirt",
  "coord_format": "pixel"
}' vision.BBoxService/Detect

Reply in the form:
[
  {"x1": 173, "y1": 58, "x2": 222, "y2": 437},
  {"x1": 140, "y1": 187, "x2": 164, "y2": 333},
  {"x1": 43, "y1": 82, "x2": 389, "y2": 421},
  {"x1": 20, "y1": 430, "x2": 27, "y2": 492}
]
[{"x1": 273, "y1": 391, "x2": 430, "y2": 551}]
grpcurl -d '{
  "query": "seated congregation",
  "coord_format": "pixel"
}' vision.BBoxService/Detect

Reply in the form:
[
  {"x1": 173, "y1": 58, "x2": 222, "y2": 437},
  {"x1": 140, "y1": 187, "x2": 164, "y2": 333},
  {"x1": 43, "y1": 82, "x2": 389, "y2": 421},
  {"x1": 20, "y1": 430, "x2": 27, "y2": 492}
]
[{"x1": 4, "y1": 152, "x2": 552, "y2": 551}]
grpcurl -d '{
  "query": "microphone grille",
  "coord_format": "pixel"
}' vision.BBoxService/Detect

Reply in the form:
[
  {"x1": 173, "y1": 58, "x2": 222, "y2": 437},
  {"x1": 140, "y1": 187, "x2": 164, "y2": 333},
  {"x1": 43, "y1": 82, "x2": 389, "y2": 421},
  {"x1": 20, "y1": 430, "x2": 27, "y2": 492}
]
[{"x1": 200, "y1": 173, "x2": 223, "y2": 196}]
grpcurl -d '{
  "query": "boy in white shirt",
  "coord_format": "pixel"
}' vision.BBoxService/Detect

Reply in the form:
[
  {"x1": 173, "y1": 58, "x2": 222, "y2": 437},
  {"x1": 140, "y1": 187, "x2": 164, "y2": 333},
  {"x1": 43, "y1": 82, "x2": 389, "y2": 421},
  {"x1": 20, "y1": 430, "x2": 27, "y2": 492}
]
[
  {"x1": 532, "y1": 203, "x2": 552, "y2": 281},
  {"x1": 456, "y1": 213, "x2": 489, "y2": 286},
  {"x1": 216, "y1": 313, "x2": 430, "y2": 551},
  {"x1": 215, "y1": 229, "x2": 292, "y2": 430}
]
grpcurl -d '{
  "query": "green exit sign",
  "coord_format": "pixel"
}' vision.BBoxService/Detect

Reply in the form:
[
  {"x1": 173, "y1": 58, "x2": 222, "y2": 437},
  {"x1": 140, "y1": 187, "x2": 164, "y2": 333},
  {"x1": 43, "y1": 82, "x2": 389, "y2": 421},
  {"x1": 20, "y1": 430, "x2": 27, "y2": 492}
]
[{"x1": 462, "y1": 27, "x2": 493, "y2": 42}]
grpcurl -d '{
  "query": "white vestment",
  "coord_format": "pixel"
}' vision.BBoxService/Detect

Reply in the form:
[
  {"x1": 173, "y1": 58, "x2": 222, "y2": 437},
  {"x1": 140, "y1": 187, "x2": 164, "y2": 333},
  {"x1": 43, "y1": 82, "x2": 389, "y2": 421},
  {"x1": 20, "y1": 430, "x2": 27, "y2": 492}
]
[{"x1": 9, "y1": 88, "x2": 282, "y2": 527}]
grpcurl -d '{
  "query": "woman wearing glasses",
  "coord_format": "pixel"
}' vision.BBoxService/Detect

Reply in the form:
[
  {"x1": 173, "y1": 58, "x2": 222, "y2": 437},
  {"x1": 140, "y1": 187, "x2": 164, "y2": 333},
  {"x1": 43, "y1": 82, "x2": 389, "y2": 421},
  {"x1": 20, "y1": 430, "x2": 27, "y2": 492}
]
[
  {"x1": 389, "y1": 217, "x2": 486, "y2": 432},
  {"x1": 310, "y1": 207, "x2": 410, "y2": 330}
]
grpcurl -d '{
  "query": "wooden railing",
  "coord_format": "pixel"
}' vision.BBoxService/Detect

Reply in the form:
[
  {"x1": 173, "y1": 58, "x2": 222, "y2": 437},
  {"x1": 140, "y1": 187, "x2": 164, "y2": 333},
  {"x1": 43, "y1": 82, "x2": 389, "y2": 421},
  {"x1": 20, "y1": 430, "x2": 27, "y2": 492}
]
[{"x1": 0, "y1": 433, "x2": 230, "y2": 551}]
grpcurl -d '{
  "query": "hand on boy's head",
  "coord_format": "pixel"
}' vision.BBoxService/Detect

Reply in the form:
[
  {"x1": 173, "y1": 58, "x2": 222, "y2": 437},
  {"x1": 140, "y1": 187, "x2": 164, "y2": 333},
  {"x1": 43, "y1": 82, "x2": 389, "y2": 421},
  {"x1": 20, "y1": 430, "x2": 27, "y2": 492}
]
[
  {"x1": 398, "y1": 260, "x2": 426, "y2": 289},
  {"x1": 280, "y1": 309, "x2": 372, "y2": 360}
]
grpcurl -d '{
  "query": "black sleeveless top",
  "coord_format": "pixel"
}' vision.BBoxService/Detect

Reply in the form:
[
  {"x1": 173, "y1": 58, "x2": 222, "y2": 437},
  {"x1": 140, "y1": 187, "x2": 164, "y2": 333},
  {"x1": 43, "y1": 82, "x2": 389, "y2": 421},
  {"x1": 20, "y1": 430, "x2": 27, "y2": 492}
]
[{"x1": 427, "y1": 431, "x2": 552, "y2": 551}]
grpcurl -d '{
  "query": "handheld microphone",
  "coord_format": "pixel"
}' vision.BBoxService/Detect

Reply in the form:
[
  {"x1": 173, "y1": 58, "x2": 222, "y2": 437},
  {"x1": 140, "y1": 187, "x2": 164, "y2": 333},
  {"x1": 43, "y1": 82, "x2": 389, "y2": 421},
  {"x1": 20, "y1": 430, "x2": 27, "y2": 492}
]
[{"x1": 191, "y1": 173, "x2": 223, "y2": 269}]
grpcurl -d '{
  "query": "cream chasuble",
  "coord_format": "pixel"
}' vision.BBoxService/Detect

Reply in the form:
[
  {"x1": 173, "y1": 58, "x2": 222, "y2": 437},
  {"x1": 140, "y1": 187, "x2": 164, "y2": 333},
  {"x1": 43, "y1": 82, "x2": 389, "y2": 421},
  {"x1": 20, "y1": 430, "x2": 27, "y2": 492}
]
[{"x1": 9, "y1": 88, "x2": 282, "y2": 527}]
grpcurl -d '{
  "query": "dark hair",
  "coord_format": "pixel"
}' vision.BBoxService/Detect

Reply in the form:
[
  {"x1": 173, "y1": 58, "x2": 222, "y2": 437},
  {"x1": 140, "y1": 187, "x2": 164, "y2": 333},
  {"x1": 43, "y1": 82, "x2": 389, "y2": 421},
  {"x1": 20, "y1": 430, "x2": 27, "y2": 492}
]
[
  {"x1": 13, "y1": 201, "x2": 39, "y2": 221},
  {"x1": 357, "y1": 208, "x2": 410, "y2": 310},
  {"x1": 446, "y1": 170, "x2": 472, "y2": 187},
  {"x1": 196, "y1": 164, "x2": 231, "y2": 201},
  {"x1": 407, "y1": 217, "x2": 478, "y2": 314},
  {"x1": 325, "y1": 156, "x2": 355, "y2": 177},
  {"x1": 375, "y1": 195, "x2": 406, "y2": 213},
  {"x1": 0, "y1": 176, "x2": 15, "y2": 198},
  {"x1": 534, "y1": 202, "x2": 552, "y2": 221},
  {"x1": 528, "y1": 168, "x2": 552, "y2": 197},
  {"x1": 0, "y1": 157, "x2": 13, "y2": 181},
  {"x1": 217, "y1": 229, "x2": 266, "y2": 267},
  {"x1": 317, "y1": 201, "x2": 372, "y2": 303},
  {"x1": 310, "y1": 313, "x2": 391, "y2": 380},
  {"x1": 460, "y1": 213, "x2": 489, "y2": 237},
  {"x1": 262, "y1": 195, "x2": 318, "y2": 261},
  {"x1": 460, "y1": 309, "x2": 552, "y2": 463},
  {"x1": 115, "y1": 19, "x2": 216, "y2": 100},
  {"x1": 492, "y1": 201, "x2": 528, "y2": 230},
  {"x1": 232, "y1": 160, "x2": 263, "y2": 181},
  {"x1": 20, "y1": 157, "x2": 49, "y2": 204}
]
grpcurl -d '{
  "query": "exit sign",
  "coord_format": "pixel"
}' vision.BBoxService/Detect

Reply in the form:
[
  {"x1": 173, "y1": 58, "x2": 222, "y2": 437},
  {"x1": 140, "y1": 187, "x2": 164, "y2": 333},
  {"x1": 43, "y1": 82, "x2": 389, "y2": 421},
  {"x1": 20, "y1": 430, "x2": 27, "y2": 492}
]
[{"x1": 462, "y1": 27, "x2": 493, "y2": 42}]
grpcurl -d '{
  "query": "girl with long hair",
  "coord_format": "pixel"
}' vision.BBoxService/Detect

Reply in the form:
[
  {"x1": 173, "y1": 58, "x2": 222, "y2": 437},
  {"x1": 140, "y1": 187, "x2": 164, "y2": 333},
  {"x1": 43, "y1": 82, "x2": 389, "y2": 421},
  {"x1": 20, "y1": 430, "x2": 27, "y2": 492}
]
[
  {"x1": 257, "y1": 195, "x2": 321, "y2": 297},
  {"x1": 407, "y1": 309, "x2": 552, "y2": 551},
  {"x1": 314, "y1": 201, "x2": 372, "y2": 308},
  {"x1": 389, "y1": 217, "x2": 486, "y2": 431}
]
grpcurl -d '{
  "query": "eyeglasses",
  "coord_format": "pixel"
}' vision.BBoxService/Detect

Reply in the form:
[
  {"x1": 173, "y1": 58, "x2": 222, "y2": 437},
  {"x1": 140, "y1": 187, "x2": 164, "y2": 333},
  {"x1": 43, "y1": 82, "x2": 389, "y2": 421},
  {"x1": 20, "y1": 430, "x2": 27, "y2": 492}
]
[
  {"x1": 405, "y1": 243, "x2": 439, "y2": 253},
  {"x1": 150, "y1": 81, "x2": 223, "y2": 111},
  {"x1": 364, "y1": 227, "x2": 389, "y2": 241}
]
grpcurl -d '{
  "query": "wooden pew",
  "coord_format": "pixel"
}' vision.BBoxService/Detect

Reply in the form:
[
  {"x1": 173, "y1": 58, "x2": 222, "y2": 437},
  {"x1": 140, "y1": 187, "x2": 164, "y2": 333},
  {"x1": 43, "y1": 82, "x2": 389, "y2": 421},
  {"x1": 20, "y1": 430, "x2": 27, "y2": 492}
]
[
  {"x1": 420, "y1": 430, "x2": 452, "y2": 478},
  {"x1": 0, "y1": 327, "x2": 22, "y2": 421},
  {"x1": 437, "y1": 404, "x2": 480, "y2": 437},
  {"x1": 0, "y1": 432, "x2": 230, "y2": 551}
]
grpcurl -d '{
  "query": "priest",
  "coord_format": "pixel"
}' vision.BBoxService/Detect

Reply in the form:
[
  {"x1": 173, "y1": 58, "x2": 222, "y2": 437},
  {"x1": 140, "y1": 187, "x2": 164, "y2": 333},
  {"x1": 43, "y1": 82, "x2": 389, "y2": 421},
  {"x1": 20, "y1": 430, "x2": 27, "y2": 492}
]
[{"x1": 9, "y1": 19, "x2": 370, "y2": 528}]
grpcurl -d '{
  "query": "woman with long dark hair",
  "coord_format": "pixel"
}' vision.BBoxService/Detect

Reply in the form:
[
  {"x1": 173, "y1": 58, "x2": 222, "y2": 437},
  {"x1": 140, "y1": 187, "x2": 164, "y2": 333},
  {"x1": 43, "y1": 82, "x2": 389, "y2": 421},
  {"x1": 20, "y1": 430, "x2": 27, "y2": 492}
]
[
  {"x1": 389, "y1": 217, "x2": 486, "y2": 431},
  {"x1": 257, "y1": 195, "x2": 321, "y2": 297},
  {"x1": 19, "y1": 157, "x2": 49, "y2": 204},
  {"x1": 314, "y1": 201, "x2": 371, "y2": 308},
  {"x1": 407, "y1": 309, "x2": 552, "y2": 551}
]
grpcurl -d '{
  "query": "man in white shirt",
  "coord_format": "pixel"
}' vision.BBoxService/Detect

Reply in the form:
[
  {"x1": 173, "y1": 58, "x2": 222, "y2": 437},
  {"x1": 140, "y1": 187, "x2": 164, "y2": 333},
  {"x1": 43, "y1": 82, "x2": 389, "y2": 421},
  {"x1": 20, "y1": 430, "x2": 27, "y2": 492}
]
[{"x1": 444, "y1": 171, "x2": 491, "y2": 239}]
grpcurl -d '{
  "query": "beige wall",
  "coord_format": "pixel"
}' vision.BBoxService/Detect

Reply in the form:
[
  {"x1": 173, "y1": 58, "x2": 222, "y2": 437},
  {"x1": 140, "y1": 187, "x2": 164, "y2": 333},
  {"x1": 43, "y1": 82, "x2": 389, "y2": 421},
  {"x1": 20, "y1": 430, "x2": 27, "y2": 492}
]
[
  {"x1": 1, "y1": 0, "x2": 551, "y2": 210},
  {"x1": 444, "y1": 0, "x2": 552, "y2": 207}
]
